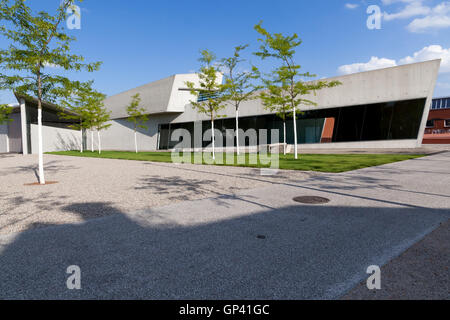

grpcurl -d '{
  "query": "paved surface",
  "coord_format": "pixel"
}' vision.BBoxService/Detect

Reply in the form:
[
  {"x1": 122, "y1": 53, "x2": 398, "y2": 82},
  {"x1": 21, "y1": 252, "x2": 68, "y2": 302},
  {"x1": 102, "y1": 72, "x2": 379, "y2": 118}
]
[
  {"x1": 0, "y1": 153, "x2": 309, "y2": 234},
  {"x1": 0, "y1": 152, "x2": 449, "y2": 299},
  {"x1": 343, "y1": 220, "x2": 449, "y2": 300}
]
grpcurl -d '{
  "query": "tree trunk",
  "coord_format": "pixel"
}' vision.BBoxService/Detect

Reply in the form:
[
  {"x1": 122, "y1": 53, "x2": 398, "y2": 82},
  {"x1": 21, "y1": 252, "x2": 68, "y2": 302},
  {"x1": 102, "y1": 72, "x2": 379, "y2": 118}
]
[
  {"x1": 211, "y1": 116, "x2": 215, "y2": 160},
  {"x1": 37, "y1": 71, "x2": 45, "y2": 185},
  {"x1": 80, "y1": 127, "x2": 83, "y2": 153},
  {"x1": 283, "y1": 119, "x2": 286, "y2": 156},
  {"x1": 97, "y1": 131, "x2": 101, "y2": 154},
  {"x1": 37, "y1": 102, "x2": 46, "y2": 185},
  {"x1": 293, "y1": 106, "x2": 298, "y2": 159},
  {"x1": 134, "y1": 129, "x2": 138, "y2": 153},
  {"x1": 91, "y1": 130, "x2": 94, "y2": 152},
  {"x1": 236, "y1": 108, "x2": 240, "y2": 156}
]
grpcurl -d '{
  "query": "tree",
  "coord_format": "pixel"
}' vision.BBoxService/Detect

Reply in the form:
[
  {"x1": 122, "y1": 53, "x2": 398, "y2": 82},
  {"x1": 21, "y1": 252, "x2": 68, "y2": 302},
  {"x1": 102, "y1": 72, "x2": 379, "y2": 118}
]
[
  {"x1": 254, "y1": 22, "x2": 341, "y2": 159},
  {"x1": 186, "y1": 50, "x2": 225, "y2": 160},
  {"x1": 58, "y1": 81, "x2": 102, "y2": 153},
  {"x1": 126, "y1": 93, "x2": 149, "y2": 153},
  {"x1": 0, "y1": 104, "x2": 13, "y2": 124},
  {"x1": 91, "y1": 98, "x2": 110, "y2": 154},
  {"x1": 0, "y1": 0, "x2": 101, "y2": 184},
  {"x1": 259, "y1": 79, "x2": 291, "y2": 155},
  {"x1": 220, "y1": 45, "x2": 261, "y2": 155}
]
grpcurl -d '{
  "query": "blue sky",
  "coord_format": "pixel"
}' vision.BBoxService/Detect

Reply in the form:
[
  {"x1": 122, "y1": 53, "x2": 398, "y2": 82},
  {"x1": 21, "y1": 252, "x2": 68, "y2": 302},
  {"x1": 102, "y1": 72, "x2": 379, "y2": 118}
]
[{"x1": 1, "y1": 0, "x2": 449, "y2": 104}]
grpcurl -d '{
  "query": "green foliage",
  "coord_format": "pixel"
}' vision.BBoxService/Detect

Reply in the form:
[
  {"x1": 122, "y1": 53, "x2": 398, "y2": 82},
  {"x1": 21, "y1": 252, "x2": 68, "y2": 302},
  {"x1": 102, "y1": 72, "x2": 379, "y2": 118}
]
[
  {"x1": 126, "y1": 93, "x2": 149, "y2": 131},
  {"x1": 92, "y1": 98, "x2": 111, "y2": 132},
  {"x1": 220, "y1": 45, "x2": 261, "y2": 111},
  {"x1": 0, "y1": 104, "x2": 13, "y2": 124},
  {"x1": 0, "y1": 0, "x2": 102, "y2": 106},
  {"x1": 186, "y1": 49, "x2": 225, "y2": 121},
  {"x1": 58, "y1": 81, "x2": 110, "y2": 132},
  {"x1": 254, "y1": 22, "x2": 341, "y2": 118}
]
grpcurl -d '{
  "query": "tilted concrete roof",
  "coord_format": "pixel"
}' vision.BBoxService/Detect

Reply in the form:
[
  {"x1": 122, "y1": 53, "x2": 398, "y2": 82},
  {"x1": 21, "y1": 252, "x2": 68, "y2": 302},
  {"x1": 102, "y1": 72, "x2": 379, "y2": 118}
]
[{"x1": 104, "y1": 73, "x2": 220, "y2": 120}]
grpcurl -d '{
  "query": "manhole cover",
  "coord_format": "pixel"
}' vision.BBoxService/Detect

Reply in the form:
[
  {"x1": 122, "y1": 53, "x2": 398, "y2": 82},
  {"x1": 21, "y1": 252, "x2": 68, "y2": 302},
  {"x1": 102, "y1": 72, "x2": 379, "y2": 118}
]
[{"x1": 293, "y1": 196, "x2": 330, "y2": 204}]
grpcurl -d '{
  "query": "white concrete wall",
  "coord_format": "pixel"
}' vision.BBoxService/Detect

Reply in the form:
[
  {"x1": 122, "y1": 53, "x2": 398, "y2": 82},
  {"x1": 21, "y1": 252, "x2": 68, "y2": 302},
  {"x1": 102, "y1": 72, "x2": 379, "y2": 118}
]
[
  {"x1": 88, "y1": 61, "x2": 441, "y2": 151},
  {"x1": 30, "y1": 124, "x2": 82, "y2": 154},
  {"x1": 0, "y1": 124, "x2": 8, "y2": 153},
  {"x1": 85, "y1": 114, "x2": 177, "y2": 152},
  {"x1": 8, "y1": 113, "x2": 22, "y2": 153}
]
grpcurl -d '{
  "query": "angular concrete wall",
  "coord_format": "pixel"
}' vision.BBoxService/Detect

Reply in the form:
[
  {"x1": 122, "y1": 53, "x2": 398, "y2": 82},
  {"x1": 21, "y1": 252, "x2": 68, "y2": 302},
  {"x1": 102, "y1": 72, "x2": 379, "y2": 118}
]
[
  {"x1": 91, "y1": 60, "x2": 442, "y2": 151},
  {"x1": 30, "y1": 124, "x2": 81, "y2": 154}
]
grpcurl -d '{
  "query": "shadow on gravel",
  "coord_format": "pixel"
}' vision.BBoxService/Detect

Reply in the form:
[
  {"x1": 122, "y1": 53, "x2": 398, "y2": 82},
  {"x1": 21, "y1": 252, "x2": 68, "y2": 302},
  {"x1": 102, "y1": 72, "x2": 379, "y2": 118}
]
[
  {"x1": 143, "y1": 162, "x2": 447, "y2": 209},
  {"x1": 0, "y1": 160, "x2": 80, "y2": 180},
  {"x1": 0, "y1": 201, "x2": 448, "y2": 299}
]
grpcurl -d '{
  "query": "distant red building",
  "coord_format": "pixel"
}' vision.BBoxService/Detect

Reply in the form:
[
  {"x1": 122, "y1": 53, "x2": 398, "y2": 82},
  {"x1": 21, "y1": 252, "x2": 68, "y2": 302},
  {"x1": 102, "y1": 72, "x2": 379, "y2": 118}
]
[{"x1": 423, "y1": 96, "x2": 450, "y2": 144}]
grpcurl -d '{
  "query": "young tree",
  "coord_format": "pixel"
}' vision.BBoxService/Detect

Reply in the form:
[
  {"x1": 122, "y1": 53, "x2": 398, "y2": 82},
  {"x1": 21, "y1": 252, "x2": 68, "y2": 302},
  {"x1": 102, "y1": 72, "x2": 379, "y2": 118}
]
[
  {"x1": 254, "y1": 22, "x2": 341, "y2": 159},
  {"x1": 0, "y1": 0, "x2": 101, "y2": 184},
  {"x1": 186, "y1": 50, "x2": 225, "y2": 160},
  {"x1": 59, "y1": 81, "x2": 102, "y2": 153},
  {"x1": 126, "y1": 93, "x2": 149, "y2": 153},
  {"x1": 220, "y1": 45, "x2": 261, "y2": 155},
  {"x1": 259, "y1": 80, "x2": 291, "y2": 155},
  {"x1": 92, "y1": 99, "x2": 110, "y2": 154},
  {"x1": 0, "y1": 104, "x2": 13, "y2": 124}
]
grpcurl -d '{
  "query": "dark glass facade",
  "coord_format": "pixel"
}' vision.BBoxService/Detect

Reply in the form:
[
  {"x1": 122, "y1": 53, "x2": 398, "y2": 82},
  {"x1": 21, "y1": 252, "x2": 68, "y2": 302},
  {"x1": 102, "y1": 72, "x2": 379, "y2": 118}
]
[{"x1": 158, "y1": 98, "x2": 426, "y2": 150}]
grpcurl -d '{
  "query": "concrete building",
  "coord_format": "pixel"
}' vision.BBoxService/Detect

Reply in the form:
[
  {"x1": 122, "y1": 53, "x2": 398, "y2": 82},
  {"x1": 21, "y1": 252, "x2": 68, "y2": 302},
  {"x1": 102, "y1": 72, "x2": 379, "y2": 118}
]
[
  {"x1": 0, "y1": 59, "x2": 441, "y2": 154},
  {"x1": 0, "y1": 95, "x2": 81, "y2": 154},
  {"x1": 423, "y1": 96, "x2": 450, "y2": 144}
]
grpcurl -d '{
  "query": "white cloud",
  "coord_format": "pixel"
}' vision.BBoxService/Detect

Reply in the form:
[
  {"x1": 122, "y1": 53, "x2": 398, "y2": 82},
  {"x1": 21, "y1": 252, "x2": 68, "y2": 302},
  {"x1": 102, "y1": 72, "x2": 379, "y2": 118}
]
[
  {"x1": 381, "y1": 0, "x2": 424, "y2": 5},
  {"x1": 43, "y1": 62, "x2": 60, "y2": 69},
  {"x1": 383, "y1": 1, "x2": 430, "y2": 21},
  {"x1": 398, "y1": 45, "x2": 450, "y2": 72},
  {"x1": 381, "y1": 0, "x2": 450, "y2": 32},
  {"x1": 407, "y1": 2, "x2": 450, "y2": 32},
  {"x1": 338, "y1": 45, "x2": 450, "y2": 75},
  {"x1": 345, "y1": 3, "x2": 359, "y2": 9},
  {"x1": 338, "y1": 57, "x2": 397, "y2": 75}
]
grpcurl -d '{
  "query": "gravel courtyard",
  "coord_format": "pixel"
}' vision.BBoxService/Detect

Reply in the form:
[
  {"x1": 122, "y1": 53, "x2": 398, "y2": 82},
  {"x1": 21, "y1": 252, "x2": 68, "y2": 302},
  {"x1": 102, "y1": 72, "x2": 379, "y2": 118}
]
[
  {"x1": 0, "y1": 153, "x2": 311, "y2": 235},
  {"x1": 0, "y1": 152, "x2": 449, "y2": 299}
]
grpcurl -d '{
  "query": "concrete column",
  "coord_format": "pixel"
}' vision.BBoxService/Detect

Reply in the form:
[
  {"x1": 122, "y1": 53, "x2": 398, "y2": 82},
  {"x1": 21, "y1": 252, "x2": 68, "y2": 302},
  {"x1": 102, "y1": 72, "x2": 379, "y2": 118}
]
[{"x1": 20, "y1": 98, "x2": 29, "y2": 155}]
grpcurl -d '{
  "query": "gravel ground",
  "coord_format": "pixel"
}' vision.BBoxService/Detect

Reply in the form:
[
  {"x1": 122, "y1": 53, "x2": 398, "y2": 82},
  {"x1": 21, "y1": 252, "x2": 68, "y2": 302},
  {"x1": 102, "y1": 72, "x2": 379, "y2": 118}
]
[
  {"x1": 342, "y1": 219, "x2": 449, "y2": 300},
  {"x1": 0, "y1": 154, "x2": 312, "y2": 235}
]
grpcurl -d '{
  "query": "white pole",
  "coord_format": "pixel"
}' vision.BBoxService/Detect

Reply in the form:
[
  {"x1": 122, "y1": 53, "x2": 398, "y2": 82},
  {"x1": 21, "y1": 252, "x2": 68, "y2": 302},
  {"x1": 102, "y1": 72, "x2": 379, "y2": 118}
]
[
  {"x1": 211, "y1": 119, "x2": 215, "y2": 160},
  {"x1": 293, "y1": 106, "x2": 298, "y2": 159},
  {"x1": 134, "y1": 130, "x2": 138, "y2": 153},
  {"x1": 97, "y1": 131, "x2": 101, "y2": 154},
  {"x1": 236, "y1": 109, "x2": 240, "y2": 156},
  {"x1": 37, "y1": 107, "x2": 45, "y2": 184},
  {"x1": 91, "y1": 130, "x2": 94, "y2": 152}
]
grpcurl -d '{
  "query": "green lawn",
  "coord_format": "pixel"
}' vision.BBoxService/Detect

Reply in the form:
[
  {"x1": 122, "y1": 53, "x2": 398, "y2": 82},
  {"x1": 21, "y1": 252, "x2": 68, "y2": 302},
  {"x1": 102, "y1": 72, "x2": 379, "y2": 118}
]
[{"x1": 47, "y1": 150, "x2": 425, "y2": 173}]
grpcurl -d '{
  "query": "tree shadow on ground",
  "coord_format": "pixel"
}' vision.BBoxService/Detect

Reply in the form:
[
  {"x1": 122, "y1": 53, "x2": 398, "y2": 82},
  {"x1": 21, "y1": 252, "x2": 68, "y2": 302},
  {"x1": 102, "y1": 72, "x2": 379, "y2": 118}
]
[
  {"x1": 143, "y1": 161, "x2": 449, "y2": 207},
  {"x1": 0, "y1": 200, "x2": 448, "y2": 299},
  {"x1": 0, "y1": 160, "x2": 80, "y2": 179}
]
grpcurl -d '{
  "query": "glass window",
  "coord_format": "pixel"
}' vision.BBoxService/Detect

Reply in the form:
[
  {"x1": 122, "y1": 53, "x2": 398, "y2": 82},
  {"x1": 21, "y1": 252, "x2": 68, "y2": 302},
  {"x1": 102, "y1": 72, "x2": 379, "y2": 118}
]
[
  {"x1": 445, "y1": 119, "x2": 450, "y2": 128},
  {"x1": 157, "y1": 98, "x2": 426, "y2": 149}
]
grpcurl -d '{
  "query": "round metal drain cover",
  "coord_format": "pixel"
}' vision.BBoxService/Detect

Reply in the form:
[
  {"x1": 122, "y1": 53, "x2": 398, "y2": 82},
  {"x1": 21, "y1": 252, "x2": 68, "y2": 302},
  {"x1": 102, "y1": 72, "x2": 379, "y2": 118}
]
[{"x1": 293, "y1": 196, "x2": 330, "y2": 204}]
